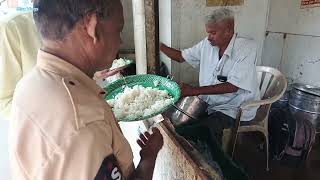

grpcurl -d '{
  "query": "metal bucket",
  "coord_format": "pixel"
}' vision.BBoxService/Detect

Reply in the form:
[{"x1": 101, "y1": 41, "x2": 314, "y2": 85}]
[
  {"x1": 289, "y1": 83, "x2": 320, "y2": 114},
  {"x1": 163, "y1": 96, "x2": 208, "y2": 127},
  {"x1": 289, "y1": 106, "x2": 320, "y2": 132},
  {"x1": 289, "y1": 83, "x2": 320, "y2": 132}
]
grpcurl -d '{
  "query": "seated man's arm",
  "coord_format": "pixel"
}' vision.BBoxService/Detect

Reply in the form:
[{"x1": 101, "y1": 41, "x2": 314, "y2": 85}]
[
  {"x1": 181, "y1": 82, "x2": 239, "y2": 97},
  {"x1": 160, "y1": 43, "x2": 185, "y2": 63}
]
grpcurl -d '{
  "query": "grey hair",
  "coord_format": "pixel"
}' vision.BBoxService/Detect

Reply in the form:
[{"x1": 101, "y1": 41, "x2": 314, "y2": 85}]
[{"x1": 205, "y1": 8, "x2": 234, "y2": 24}]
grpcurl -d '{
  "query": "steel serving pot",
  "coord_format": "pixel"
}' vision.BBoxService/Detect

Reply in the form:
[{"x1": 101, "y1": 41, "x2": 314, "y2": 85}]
[{"x1": 163, "y1": 96, "x2": 208, "y2": 127}]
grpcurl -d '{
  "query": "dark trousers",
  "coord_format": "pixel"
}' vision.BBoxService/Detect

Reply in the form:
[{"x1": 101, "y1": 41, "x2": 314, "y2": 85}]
[
  {"x1": 175, "y1": 111, "x2": 248, "y2": 180},
  {"x1": 176, "y1": 111, "x2": 235, "y2": 145}
]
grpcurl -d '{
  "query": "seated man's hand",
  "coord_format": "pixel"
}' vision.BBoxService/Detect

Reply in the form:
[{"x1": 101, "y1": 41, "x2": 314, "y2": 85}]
[
  {"x1": 180, "y1": 83, "x2": 195, "y2": 97},
  {"x1": 159, "y1": 42, "x2": 167, "y2": 52},
  {"x1": 137, "y1": 127, "x2": 164, "y2": 160}
]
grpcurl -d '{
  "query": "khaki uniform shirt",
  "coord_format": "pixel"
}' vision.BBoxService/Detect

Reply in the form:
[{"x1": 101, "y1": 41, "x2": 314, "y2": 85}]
[
  {"x1": 0, "y1": 12, "x2": 41, "y2": 119},
  {"x1": 9, "y1": 50, "x2": 134, "y2": 179}
]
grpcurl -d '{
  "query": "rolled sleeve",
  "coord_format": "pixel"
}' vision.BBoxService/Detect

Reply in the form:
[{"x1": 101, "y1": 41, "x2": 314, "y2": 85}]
[
  {"x1": 181, "y1": 39, "x2": 206, "y2": 69},
  {"x1": 227, "y1": 48, "x2": 257, "y2": 92}
]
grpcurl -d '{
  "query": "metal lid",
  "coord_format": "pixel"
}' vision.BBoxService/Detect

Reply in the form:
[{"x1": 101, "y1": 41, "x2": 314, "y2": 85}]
[{"x1": 292, "y1": 83, "x2": 320, "y2": 97}]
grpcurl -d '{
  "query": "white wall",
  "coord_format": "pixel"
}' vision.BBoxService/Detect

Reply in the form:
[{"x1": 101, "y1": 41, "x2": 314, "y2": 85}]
[
  {"x1": 159, "y1": 0, "x2": 172, "y2": 73},
  {"x1": 267, "y1": 0, "x2": 320, "y2": 35},
  {"x1": 121, "y1": 0, "x2": 135, "y2": 50},
  {"x1": 261, "y1": 0, "x2": 320, "y2": 86},
  {"x1": 122, "y1": 0, "x2": 172, "y2": 72},
  {"x1": 171, "y1": 0, "x2": 270, "y2": 85}
]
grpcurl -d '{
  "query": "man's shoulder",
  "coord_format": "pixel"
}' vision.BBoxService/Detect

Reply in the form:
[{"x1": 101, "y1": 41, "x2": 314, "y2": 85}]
[
  {"x1": 15, "y1": 67, "x2": 70, "y2": 103},
  {"x1": 234, "y1": 36, "x2": 257, "y2": 50},
  {"x1": 192, "y1": 37, "x2": 212, "y2": 51},
  {"x1": 233, "y1": 36, "x2": 257, "y2": 59},
  {"x1": 190, "y1": 37, "x2": 209, "y2": 47},
  {"x1": 13, "y1": 68, "x2": 76, "y2": 127},
  {"x1": 13, "y1": 67, "x2": 107, "y2": 142},
  {"x1": 16, "y1": 67, "x2": 105, "y2": 112},
  {"x1": 199, "y1": 37, "x2": 210, "y2": 46},
  {"x1": 17, "y1": 67, "x2": 102, "y2": 114}
]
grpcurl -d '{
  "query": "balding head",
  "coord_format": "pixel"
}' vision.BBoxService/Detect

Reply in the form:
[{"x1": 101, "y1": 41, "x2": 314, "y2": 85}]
[
  {"x1": 205, "y1": 8, "x2": 235, "y2": 48},
  {"x1": 205, "y1": 8, "x2": 234, "y2": 32}
]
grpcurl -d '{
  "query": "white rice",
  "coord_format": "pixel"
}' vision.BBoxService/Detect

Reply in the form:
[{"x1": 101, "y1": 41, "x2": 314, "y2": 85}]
[{"x1": 107, "y1": 85, "x2": 174, "y2": 119}]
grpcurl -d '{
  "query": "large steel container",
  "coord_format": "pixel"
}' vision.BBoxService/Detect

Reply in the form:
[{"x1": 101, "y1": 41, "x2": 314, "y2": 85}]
[
  {"x1": 163, "y1": 96, "x2": 208, "y2": 127},
  {"x1": 289, "y1": 83, "x2": 320, "y2": 132}
]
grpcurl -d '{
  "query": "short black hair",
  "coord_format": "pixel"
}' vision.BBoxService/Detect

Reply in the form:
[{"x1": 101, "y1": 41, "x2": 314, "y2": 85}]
[{"x1": 33, "y1": 0, "x2": 113, "y2": 40}]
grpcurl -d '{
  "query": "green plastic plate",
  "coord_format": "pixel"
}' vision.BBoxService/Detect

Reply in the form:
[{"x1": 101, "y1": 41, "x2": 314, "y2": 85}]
[{"x1": 104, "y1": 74, "x2": 181, "y2": 122}]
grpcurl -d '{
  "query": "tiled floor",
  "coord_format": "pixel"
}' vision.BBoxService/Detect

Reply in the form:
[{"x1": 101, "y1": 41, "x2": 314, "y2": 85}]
[{"x1": 233, "y1": 132, "x2": 320, "y2": 180}]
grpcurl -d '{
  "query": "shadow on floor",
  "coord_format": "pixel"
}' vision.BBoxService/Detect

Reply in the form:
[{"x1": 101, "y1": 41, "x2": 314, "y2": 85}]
[{"x1": 233, "y1": 132, "x2": 320, "y2": 180}]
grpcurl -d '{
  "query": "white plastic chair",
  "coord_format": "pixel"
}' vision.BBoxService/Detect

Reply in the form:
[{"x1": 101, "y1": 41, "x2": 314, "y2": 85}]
[{"x1": 224, "y1": 66, "x2": 287, "y2": 171}]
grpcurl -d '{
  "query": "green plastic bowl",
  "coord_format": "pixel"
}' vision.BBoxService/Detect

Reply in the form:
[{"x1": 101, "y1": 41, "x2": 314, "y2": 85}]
[{"x1": 104, "y1": 74, "x2": 181, "y2": 122}]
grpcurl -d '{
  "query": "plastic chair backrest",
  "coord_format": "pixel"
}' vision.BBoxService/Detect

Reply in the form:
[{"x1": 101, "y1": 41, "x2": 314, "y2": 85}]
[
  {"x1": 256, "y1": 66, "x2": 287, "y2": 102},
  {"x1": 227, "y1": 66, "x2": 287, "y2": 157}
]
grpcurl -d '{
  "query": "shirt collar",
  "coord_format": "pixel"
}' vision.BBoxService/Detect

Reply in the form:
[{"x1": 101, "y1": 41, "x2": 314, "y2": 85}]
[
  {"x1": 223, "y1": 33, "x2": 237, "y2": 58},
  {"x1": 36, "y1": 50, "x2": 106, "y2": 96}
]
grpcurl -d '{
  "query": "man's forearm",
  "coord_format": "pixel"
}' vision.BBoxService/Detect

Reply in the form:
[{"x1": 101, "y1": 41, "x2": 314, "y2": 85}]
[
  {"x1": 129, "y1": 128, "x2": 163, "y2": 180},
  {"x1": 129, "y1": 156, "x2": 157, "y2": 180},
  {"x1": 191, "y1": 83, "x2": 239, "y2": 96},
  {"x1": 160, "y1": 44, "x2": 185, "y2": 63}
]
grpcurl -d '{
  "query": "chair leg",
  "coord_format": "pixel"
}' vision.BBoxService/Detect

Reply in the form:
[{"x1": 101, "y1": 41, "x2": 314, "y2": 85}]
[
  {"x1": 231, "y1": 140, "x2": 236, "y2": 158},
  {"x1": 265, "y1": 134, "x2": 269, "y2": 171},
  {"x1": 231, "y1": 132, "x2": 239, "y2": 158}
]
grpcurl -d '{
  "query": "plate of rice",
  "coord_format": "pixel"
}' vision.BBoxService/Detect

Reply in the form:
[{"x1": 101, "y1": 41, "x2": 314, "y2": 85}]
[
  {"x1": 104, "y1": 74, "x2": 181, "y2": 122},
  {"x1": 110, "y1": 58, "x2": 133, "y2": 71},
  {"x1": 94, "y1": 58, "x2": 133, "y2": 80}
]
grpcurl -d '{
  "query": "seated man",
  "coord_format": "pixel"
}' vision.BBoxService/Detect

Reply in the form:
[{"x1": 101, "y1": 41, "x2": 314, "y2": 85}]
[
  {"x1": 160, "y1": 8, "x2": 260, "y2": 144},
  {"x1": 0, "y1": 10, "x2": 41, "y2": 120}
]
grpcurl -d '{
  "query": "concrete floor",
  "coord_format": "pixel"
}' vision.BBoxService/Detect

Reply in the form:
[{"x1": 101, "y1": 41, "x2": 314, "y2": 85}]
[{"x1": 233, "y1": 132, "x2": 320, "y2": 180}]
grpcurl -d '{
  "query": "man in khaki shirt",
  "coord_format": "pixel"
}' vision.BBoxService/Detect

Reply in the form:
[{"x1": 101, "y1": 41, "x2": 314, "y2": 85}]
[{"x1": 9, "y1": 0, "x2": 163, "y2": 179}]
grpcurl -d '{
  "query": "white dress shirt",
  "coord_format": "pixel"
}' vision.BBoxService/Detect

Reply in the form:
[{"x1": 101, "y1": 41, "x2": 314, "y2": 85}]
[{"x1": 182, "y1": 34, "x2": 260, "y2": 121}]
